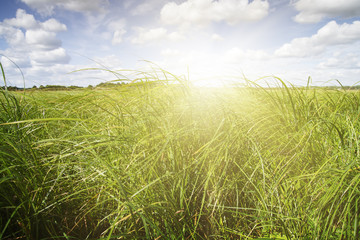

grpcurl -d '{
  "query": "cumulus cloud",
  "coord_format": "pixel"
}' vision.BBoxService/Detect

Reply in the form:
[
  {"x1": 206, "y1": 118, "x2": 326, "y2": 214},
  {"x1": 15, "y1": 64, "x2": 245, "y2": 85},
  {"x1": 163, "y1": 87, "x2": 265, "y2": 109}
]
[
  {"x1": 30, "y1": 48, "x2": 70, "y2": 66},
  {"x1": 0, "y1": 50, "x2": 31, "y2": 69},
  {"x1": 26, "y1": 29, "x2": 62, "y2": 50},
  {"x1": 3, "y1": 9, "x2": 38, "y2": 29},
  {"x1": 293, "y1": 0, "x2": 360, "y2": 23},
  {"x1": 21, "y1": 0, "x2": 109, "y2": 16},
  {"x1": 132, "y1": 27, "x2": 183, "y2": 44},
  {"x1": 161, "y1": 0, "x2": 269, "y2": 27},
  {"x1": 1, "y1": 9, "x2": 67, "y2": 51},
  {"x1": 41, "y1": 18, "x2": 67, "y2": 32},
  {"x1": 0, "y1": 9, "x2": 70, "y2": 67},
  {"x1": 0, "y1": 24, "x2": 25, "y2": 47},
  {"x1": 275, "y1": 21, "x2": 360, "y2": 57}
]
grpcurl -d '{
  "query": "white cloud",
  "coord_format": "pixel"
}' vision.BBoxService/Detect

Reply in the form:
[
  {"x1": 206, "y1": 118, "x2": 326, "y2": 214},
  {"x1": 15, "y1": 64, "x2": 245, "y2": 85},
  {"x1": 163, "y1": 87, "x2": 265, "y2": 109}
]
[
  {"x1": 24, "y1": 63, "x2": 76, "y2": 86},
  {"x1": 211, "y1": 33, "x2": 224, "y2": 41},
  {"x1": 161, "y1": 48, "x2": 180, "y2": 57},
  {"x1": 130, "y1": 0, "x2": 168, "y2": 16},
  {"x1": 224, "y1": 47, "x2": 270, "y2": 62},
  {"x1": 168, "y1": 32, "x2": 185, "y2": 41},
  {"x1": 0, "y1": 9, "x2": 70, "y2": 72},
  {"x1": 1, "y1": 9, "x2": 66, "y2": 51},
  {"x1": 112, "y1": 29, "x2": 126, "y2": 45},
  {"x1": 26, "y1": 29, "x2": 62, "y2": 50},
  {"x1": 275, "y1": 37, "x2": 325, "y2": 57},
  {"x1": 107, "y1": 19, "x2": 126, "y2": 31},
  {"x1": 131, "y1": 2, "x2": 153, "y2": 15},
  {"x1": 294, "y1": 0, "x2": 360, "y2": 23},
  {"x1": 20, "y1": 0, "x2": 55, "y2": 16},
  {"x1": 93, "y1": 55, "x2": 123, "y2": 69},
  {"x1": 29, "y1": 48, "x2": 70, "y2": 66},
  {"x1": 3, "y1": 9, "x2": 38, "y2": 29},
  {"x1": 275, "y1": 21, "x2": 360, "y2": 57},
  {"x1": 132, "y1": 27, "x2": 183, "y2": 44},
  {"x1": 106, "y1": 19, "x2": 127, "y2": 45},
  {"x1": 0, "y1": 24, "x2": 25, "y2": 47},
  {"x1": 41, "y1": 18, "x2": 67, "y2": 32},
  {"x1": 21, "y1": 0, "x2": 109, "y2": 16},
  {"x1": 161, "y1": 0, "x2": 269, "y2": 28},
  {"x1": 132, "y1": 27, "x2": 167, "y2": 44},
  {"x1": 60, "y1": 0, "x2": 109, "y2": 13},
  {"x1": 318, "y1": 52, "x2": 360, "y2": 69},
  {"x1": 0, "y1": 50, "x2": 31, "y2": 69}
]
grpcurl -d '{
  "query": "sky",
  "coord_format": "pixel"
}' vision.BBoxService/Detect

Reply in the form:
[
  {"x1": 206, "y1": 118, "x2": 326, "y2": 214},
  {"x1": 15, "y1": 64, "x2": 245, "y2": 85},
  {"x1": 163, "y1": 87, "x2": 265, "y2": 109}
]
[{"x1": 0, "y1": 0, "x2": 360, "y2": 87}]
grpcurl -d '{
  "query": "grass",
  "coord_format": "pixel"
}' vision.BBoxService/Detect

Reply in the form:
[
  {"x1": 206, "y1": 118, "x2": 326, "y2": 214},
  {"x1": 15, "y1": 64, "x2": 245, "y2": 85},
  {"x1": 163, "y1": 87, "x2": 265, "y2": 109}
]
[{"x1": 0, "y1": 65, "x2": 359, "y2": 239}]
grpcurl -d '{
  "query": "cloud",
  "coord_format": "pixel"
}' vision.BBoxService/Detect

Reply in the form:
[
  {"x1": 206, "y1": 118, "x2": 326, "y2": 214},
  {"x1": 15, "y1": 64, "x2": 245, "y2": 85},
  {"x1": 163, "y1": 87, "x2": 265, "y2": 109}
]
[
  {"x1": 224, "y1": 47, "x2": 270, "y2": 62},
  {"x1": 3, "y1": 9, "x2": 38, "y2": 29},
  {"x1": 3, "y1": 9, "x2": 66, "y2": 32},
  {"x1": 211, "y1": 33, "x2": 224, "y2": 41},
  {"x1": 0, "y1": 50, "x2": 31, "y2": 69},
  {"x1": 318, "y1": 52, "x2": 360, "y2": 69},
  {"x1": 275, "y1": 21, "x2": 360, "y2": 57},
  {"x1": 161, "y1": 48, "x2": 180, "y2": 57},
  {"x1": 130, "y1": 0, "x2": 168, "y2": 16},
  {"x1": 167, "y1": 32, "x2": 185, "y2": 41},
  {"x1": 29, "y1": 48, "x2": 70, "y2": 66},
  {"x1": 132, "y1": 27, "x2": 167, "y2": 44},
  {"x1": 60, "y1": 0, "x2": 109, "y2": 13},
  {"x1": 21, "y1": 0, "x2": 109, "y2": 16},
  {"x1": 93, "y1": 55, "x2": 123, "y2": 69},
  {"x1": 131, "y1": 2, "x2": 154, "y2": 15},
  {"x1": 41, "y1": 18, "x2": 67, "y2": 32},
  {"x1": 26, "y1": 29, "x2": 62, "y2": 50},
  {"x1": 293, "y1": 0, "x2": 360, "y2": 23},
  {"x1": 131, "y1": 27, "x2": 183, "y2": 44},
  {"x1": 107, "y1": 19, "x2": 126, "y2": 31},
  {"x1": 0, "y1": 9, "x2": 69, "y2": 68},
  {"x1": 112, "y1": 30, "x2": 126, "y2": 45},
  {"x1": 1, "y1": 9, "x2": 66, "y2": 50},
  {"x1": 161, "y1": 0, "x2": 269, "y2": 27},
  {"x1": 105, "y1": 19, "x2": 127, "y2": 45},
  {"x1": 0, "y1": 24, "x2": 26, "y2": 47}
]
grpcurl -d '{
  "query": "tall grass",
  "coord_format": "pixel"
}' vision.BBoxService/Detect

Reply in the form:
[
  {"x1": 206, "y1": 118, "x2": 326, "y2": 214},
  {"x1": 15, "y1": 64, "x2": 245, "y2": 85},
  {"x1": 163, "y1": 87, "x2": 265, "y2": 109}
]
[{"x1": 0, "y1": 67, "x2": 359, "y2": 239}]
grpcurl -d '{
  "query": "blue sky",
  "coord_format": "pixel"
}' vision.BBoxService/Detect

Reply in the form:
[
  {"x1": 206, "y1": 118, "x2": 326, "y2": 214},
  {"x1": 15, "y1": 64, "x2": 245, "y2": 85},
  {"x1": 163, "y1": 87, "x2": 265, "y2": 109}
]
[{"x1": 0, "y1": 0, "x2": 360, "y2": 87}]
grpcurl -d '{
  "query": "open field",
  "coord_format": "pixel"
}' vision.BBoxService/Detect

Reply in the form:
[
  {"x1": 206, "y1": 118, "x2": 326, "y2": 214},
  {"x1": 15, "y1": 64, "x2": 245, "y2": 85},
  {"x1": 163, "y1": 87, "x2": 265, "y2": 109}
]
[{"x1": 0, "y1": 74, "x2": 359, "y2": 239}]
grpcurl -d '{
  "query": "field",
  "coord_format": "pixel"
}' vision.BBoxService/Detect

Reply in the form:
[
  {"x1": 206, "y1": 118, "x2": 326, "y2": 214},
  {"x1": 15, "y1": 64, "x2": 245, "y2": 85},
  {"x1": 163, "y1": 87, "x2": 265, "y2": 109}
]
[{"x1": 0, "y1": 71, "x2": 359, "y2": 239}]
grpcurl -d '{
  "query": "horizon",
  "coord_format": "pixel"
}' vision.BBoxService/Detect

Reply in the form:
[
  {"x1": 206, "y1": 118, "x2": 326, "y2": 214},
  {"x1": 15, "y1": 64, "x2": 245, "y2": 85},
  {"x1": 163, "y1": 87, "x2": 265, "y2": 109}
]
[{"x1": 1, "y1": 0, "x2": 360, "y2": 88}]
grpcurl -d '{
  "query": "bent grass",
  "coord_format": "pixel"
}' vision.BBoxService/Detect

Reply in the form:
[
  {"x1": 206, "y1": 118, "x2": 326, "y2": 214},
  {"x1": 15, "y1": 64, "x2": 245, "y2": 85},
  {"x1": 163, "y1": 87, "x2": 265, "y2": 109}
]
[{"x1": 0, "y1": 66, "x2": 359, "y2": 239}]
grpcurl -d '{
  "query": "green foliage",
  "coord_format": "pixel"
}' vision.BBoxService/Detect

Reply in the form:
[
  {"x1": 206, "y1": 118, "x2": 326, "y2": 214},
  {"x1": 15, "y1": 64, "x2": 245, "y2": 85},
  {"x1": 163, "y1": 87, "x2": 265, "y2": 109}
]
[
  {"x1": 0, "y1": 61, "x2": 6, "y2": 91},
  {"x1": 0, "y1": 70, "x2": 359, "y2": 239}
]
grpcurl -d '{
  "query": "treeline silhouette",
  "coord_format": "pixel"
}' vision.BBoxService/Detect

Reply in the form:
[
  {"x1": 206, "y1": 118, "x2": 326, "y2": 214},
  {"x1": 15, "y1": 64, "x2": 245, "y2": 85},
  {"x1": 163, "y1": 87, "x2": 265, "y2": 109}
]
[{"x1": 1, "y1": 82, "x2": 128, "y2": 91}]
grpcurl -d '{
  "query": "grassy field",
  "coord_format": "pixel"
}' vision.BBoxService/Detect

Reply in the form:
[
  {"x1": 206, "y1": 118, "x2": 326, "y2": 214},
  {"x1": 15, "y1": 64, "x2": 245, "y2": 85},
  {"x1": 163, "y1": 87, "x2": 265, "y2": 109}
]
[{"x1": 0, "y1": 70, "x2": 359, "y2": 239}]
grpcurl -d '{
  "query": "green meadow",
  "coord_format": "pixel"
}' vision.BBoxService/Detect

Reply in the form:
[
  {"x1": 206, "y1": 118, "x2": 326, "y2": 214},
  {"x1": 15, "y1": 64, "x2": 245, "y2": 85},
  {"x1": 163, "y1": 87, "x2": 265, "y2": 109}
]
[{"x1": 0, "y1": 68, "x2": 359, "y2": 239}]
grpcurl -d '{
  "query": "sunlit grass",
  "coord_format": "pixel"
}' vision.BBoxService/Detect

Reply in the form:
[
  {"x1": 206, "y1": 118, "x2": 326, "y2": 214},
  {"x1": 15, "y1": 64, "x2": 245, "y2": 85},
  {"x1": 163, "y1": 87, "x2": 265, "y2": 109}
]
[{"x1": 0, "y1": 66, "x2": 359, "y2": 239}]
